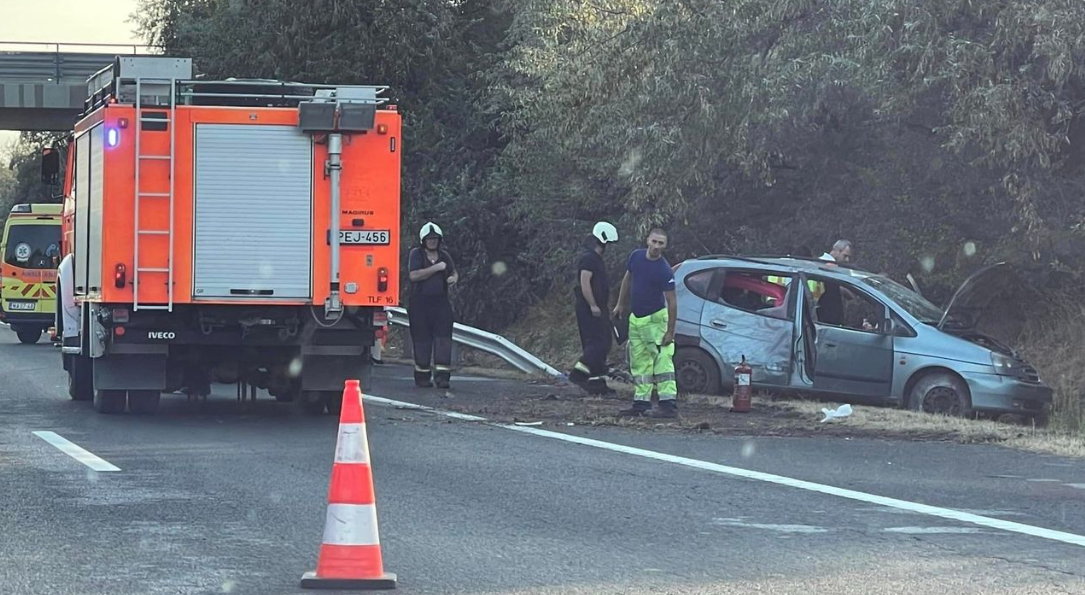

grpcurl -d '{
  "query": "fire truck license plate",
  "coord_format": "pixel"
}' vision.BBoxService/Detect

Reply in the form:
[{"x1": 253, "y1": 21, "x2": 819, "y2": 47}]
[
  {"x1": 8, "y1": 301, "x2": 35, "y2": 311},
  {"x1": 339, "y1": 230, "x2": 390, "y2": 245}
]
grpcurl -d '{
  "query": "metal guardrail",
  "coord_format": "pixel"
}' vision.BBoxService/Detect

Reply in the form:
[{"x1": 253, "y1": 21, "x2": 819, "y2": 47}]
[{"x1": 386, "y1": 307, "x2": 562, "y2": 377}]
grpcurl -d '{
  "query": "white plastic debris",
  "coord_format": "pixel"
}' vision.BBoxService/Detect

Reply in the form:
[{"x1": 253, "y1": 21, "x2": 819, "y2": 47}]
[
  {"x1": 820, "y1": 404, "x2": 853, "y2": 423},
  {"x1": 514, "y1": 421, "x2": 543, "y2": 427}
]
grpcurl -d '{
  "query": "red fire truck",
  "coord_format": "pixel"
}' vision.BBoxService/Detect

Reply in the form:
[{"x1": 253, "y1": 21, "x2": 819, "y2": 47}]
[{"x1": 44, "y1": 56, "x2": 400, "y2": 415}]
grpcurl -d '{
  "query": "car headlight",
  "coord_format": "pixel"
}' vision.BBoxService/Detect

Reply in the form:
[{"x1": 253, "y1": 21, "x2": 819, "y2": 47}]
[{"x1": 990, "y1": 352, "x2": 1017, "y2": 375}]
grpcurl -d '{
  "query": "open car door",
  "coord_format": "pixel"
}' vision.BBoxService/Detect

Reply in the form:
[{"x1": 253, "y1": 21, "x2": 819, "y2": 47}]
[
  {"x1": 793, "y1": 279, "x2": 818, "y2": 384},
  {"x1": 803, "y1": 275, "x2": 895, "y2": 399}
]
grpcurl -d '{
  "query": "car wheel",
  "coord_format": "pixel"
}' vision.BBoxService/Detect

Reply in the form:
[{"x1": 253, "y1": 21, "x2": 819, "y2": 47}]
[
  {"x1": 128, "y1": 390, "x2": 161, "y2": 415},
  {"x1": 93, "y1": 389, "x2": 127, "y2": 415},
  {"x1": 16, "y1": 328, "x2": 41, "y2": 344},
  {"x1": 907, "y1": 371, "x2": 972, "y2": 417},
  {"x1": 675, "y1": 348, "x2": 722, "y2": 395}
]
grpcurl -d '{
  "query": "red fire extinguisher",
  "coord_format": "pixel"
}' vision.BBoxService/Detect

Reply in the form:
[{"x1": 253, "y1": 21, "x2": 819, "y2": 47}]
[{"x1": 731, "y1": 355, "x2": 752, "y2": 413}]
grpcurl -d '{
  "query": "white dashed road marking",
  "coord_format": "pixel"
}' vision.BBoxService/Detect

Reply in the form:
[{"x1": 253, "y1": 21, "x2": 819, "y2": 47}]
[
  {"x1": 33, "y1": 431, "x2": 121, "y2": 472},
  {"x1": 365, "y1": 394, "x2": 1085, "y2": 550}
]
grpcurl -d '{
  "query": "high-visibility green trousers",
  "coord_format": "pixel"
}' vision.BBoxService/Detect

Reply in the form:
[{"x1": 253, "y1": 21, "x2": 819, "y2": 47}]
[{"x1": 628, "y1": 309, "x2": 677, "y2": 402}]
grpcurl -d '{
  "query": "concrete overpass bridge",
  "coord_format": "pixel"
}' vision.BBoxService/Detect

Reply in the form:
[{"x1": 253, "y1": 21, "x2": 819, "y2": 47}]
[{"x1": 0, "y1": 42, "x2": 155, "y2": 131}]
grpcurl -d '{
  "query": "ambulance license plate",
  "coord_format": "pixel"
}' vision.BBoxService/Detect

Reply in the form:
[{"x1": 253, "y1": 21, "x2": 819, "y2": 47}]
[
  {"x1": 8, "y1": 301, "x2": 35, "y2": 311},
  {"x1": 339, "y1": 230, "x2": 390, "y2": 245}
]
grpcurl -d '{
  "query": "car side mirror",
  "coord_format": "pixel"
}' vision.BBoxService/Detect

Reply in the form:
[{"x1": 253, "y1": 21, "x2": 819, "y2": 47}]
[{"x1": 41, "y1": 148, "x2": 60, "y2": 185}]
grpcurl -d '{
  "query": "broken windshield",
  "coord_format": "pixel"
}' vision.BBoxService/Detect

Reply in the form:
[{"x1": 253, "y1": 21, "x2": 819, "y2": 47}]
[{"x1": 861, "y1": 275, "x2": 943, "y2": 324}]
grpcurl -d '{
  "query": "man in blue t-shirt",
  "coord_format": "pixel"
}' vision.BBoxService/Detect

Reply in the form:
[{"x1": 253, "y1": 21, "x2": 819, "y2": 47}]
[{"x1": 612, "y1": 228, "x2": 678, "y2": 417}]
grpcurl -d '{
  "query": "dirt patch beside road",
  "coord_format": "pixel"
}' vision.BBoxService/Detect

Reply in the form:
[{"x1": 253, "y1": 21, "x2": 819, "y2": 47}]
[{"x1": 377, "y1": 359, "x2": 1083, "y2": 458}]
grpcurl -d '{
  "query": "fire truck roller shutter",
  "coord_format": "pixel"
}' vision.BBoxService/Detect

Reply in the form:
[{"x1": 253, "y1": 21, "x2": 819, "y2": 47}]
[{"x1": 193, "y1": 124, "x2": 313, "y2": 299}]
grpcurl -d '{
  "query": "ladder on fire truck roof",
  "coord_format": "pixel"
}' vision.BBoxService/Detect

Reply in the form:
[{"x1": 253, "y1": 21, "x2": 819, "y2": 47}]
[{"x1": 130, "y1": 76, "x2": 177, "y2": 312}]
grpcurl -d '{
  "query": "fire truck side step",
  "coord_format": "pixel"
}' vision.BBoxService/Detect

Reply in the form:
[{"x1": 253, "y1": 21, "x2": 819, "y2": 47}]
[
  {"x1": 139, "y1": 193, "x2": 170, "y2": 198},
  {"x1": 135, "y1": 305, "x2": 171, "y2": 311},
  {"x1": 139, "y1": 155, "x2": 171, "y2": 160},
  {"x1": 138, "y1": 230, "x2": 170, "y2": 236},
  {"x1": 137, "y1": 267, "x2": 170, "y2": 273}
]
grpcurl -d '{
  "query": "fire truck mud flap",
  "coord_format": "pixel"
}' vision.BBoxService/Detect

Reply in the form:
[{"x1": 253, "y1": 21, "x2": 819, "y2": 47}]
[{"x1": 93, "y1": 350, "x2": 168, "y2": 391}]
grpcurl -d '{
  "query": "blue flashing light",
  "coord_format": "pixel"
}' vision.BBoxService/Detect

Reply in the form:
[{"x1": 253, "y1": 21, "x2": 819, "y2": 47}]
[{"x1": 106, "y1": 128, "x2": 120, "y2": 148}]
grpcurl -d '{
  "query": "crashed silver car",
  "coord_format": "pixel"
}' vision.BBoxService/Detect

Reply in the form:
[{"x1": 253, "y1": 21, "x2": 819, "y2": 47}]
[{"x1": 673, "y1": 256, "x2": 1052, "y2": 420}]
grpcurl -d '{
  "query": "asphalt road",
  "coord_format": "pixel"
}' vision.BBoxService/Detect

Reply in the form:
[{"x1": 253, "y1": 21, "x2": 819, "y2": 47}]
[{"x1": 2, "y1": 329, "x2": 1084, "y2": 594}]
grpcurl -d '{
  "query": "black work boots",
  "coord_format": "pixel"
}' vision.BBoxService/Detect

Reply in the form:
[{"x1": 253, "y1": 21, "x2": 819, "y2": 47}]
[
  {"x1": 414, "y1": 369, "x2": 434, "y2": 388},
  {"x1": 618, "y1": 399, "x2": 678, "y2": 418},
  {"x1": 415, "y1": 368, "x2": 451, "y2": 389},
  {"x1": 569, "y1": 369, "x2": 615, "y2": 396}
]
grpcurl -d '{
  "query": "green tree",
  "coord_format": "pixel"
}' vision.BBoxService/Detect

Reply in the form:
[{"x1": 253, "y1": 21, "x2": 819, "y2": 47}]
[{"x1": 137, "y1": 0, "x2": 518, "y2": 325}]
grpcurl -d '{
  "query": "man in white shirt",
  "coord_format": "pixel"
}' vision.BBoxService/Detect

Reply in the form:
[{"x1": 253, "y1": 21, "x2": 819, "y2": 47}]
[{"x1": 821, "y1": 239, "x2": 853, "y2": 263}]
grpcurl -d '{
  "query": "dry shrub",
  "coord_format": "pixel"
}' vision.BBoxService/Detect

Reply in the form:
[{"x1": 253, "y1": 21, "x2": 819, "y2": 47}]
[{"x1": 1016, "y1": 297, "x2": 1085, "y2": 435}]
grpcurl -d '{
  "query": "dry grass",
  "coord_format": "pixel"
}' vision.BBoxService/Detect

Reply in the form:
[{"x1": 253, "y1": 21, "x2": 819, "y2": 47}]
[
  {"x1": 769, "y1": 397, "x2": 1085, "y2": 457},
  {"x1": 501, "y1": 295, "x2": 582, "y2": 369},
  {"x1": 386, "y1": 299, "x2": 1085, "y2": 457},
  {"x1": 1016, "y1": 299, "x2": 1085, "y2": 435}
]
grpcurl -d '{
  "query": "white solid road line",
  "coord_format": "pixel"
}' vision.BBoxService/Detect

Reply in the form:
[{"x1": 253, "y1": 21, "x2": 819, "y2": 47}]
[
  {"x1": 364, "y1": 394, "x2": 1085, "y2": 549},
  {"x1": 32, "y1": 431, "x2": 121, "y2": 472}
]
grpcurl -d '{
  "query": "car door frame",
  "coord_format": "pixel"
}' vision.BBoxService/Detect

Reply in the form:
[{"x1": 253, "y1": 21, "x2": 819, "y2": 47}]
[
  {"x1": 796, "y1": 272, "x2": 896, "y2": 401},
  {"x1": 696, "y1": 266, "x2": 797, "y2": 388}
]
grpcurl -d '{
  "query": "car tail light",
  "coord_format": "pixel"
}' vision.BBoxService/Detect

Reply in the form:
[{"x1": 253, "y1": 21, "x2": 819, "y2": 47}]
[
  {"x1": 112, "y1": 307, "x2": 130, "y2": 323},
  {"x1": 377, "y1": 267, "x2": 389, "y2": 292},
  {"x1": 114, "y1": 263, "x2": 126, "y2": 288}
]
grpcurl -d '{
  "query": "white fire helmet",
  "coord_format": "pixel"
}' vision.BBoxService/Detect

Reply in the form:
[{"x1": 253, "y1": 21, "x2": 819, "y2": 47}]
[
  {"x1": 419, "y1": 222, "x2": 444, "y2": 243},
  {"x1": 592, "y1": 221, "x2": 619, "y2": 244}
]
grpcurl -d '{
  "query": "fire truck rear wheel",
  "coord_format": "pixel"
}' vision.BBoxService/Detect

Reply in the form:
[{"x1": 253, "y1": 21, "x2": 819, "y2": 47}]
[
  {"x1": 299, "y1": 391, "x2": 328, "y2": 415},
  {"x1": 128, "y1": 390, "x2": 161, "y2": 415},
  {"x1": 15, "y1": 328, "x2": 41, "y2": 344},
  {"x1": 325, "y1": 391, "x2": 343, "y2": 416},
  {"x1": 68, "y1": 355, "x2": 94, "y2": 401},
  {"x1": 93, "y1": 389, "x2": 127, "y2": 415}
]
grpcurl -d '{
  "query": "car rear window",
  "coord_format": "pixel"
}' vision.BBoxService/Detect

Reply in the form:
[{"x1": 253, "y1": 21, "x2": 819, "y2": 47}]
[{"x1": 684, "y1": 269, "x2": 715, "y2": 300}]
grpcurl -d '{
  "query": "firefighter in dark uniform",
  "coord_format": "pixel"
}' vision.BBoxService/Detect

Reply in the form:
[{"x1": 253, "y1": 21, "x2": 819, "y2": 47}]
[
  {"x1": 568, "y1": 221, "x2": 619, "y2": 394},
  {"x1": 407, "y1": 222, "x2": 458, "y2": 388}
]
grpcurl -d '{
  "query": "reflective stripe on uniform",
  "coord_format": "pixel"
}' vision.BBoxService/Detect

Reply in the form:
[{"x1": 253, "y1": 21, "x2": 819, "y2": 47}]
[{"x1": 414, "y1": 365, "x2": 431, "y2": 373}]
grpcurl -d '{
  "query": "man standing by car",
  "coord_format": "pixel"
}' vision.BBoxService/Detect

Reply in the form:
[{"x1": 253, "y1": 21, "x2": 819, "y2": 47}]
[
  {"x1": 821, "y1": 239, "x2": 853, "y2": 264},
  {"x1": 569, "y1": 222, "x2": 619, "y2": 394},
  {"x1": 817, "y1": 239, "x2": 853, "y2": 325},
  {"x1": 613, "y1": 228, "x2": 678, "y2": 418}
]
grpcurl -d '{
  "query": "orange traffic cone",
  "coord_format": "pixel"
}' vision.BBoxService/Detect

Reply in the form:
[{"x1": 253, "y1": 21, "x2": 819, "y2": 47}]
[{"x1": 301, "y1": 380, "x2": 397, "y2": 590}]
